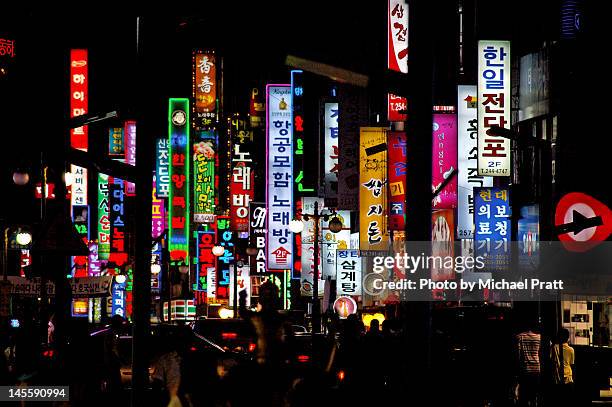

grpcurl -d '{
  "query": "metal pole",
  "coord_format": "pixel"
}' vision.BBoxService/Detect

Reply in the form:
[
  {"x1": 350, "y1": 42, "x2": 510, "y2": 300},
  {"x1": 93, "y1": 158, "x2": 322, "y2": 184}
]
[
  {"x1": 312, "y1": 201, "x2": 320, "y2": 334},
  {"x1": 131, "y1": 15, "x2": 154, "y2": 406},
  {"x1": 402, "y1": 0, "x2": 434, "y2": 396},
  {"x1": 2, "y1": 228, "x2": 8, "y2": 281},
  {"x1": 39, "y1": 160, "x2": 49, "y2": 347},
  {"x1": 233, "y1": 262, "x2": 238, "y2": 314}
]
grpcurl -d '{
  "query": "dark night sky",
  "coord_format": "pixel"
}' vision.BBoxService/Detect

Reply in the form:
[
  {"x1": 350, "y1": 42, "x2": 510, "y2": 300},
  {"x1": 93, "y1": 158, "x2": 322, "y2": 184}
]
[{"x1": 2, "y1": 0, "x2": 610, "y2": 220}]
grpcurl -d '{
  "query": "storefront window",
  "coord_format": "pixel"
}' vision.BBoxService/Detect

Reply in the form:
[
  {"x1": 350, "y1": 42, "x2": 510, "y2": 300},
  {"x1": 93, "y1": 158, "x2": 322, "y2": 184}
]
[{"x1": 562, "y1": 298, "x2": 611, "y2": 347}]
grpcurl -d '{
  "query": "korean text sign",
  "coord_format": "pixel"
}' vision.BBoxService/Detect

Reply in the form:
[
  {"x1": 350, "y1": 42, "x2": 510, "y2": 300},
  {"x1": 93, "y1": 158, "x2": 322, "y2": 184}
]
[
  {"x1": 324, "y1": 103, "x2": 339, "y2": 200},
  {"x1": 196, "y1": 226, "x2": 216, "y2": 294},
  {"x1": 291, "y1": 70, "x2": 314, "y2": 196},
  {"x1": 266, "y1": 85, "x2": 293, "y2": 270},
  {"x1": 70, "y1": 165, "x2": 87, "y2": 207},
  {"x1": 477, "y1": 41, "x2": 511, "y2": 176},
  {"x1": 388, "y1": 94, "x2": 407, "y2": 122},
  {"x1": 337, "y1": 84, "x2": 367, "y2": 211},
  {"x1": 110, "y1": 179, "x2": 128, "y2": 266},
  {"x1": 359, "y1": 127, "x2": 389, "y2": 251},
  {"x1": 124, "y1": 121, "x2": 136, "y2": 195},
  {"x1": 230, "y1": 119, "x2": 254, "y2": 232},
  {"x1": 215, "y1": 216, "x2": 233, "y2": 301},
  {"x1": 432, "y1": 114, "x2": 458, "y2": 209},
  {"x1": 193, "y1": 131, "x2": 216, "y2": 221},
  {"x1": 336, "y1": 250, "x2": 362, "y2": 296},
  {"x1": 300, "y1": 198, "x2": 325, "y2": 297},
  {"x1": 97, "y1": 173, "x2": 110, "y2": 260},
  {"x1": 474, "y1": 187, "x2": 511, "y2": 272},
  {"x1": 156, "y1": 139, "x2": 170, "y2": 198},
  {"x1": 388, "y1": 132, "x2": 406, "y2": 231},
  {"x1": 168, "y1": 98, "x2": 190, "y2": 264},
  {"x1": 70, "y1": 49, "x2": 88, "y2": 151},
  {"x1": 388, "y1": 0, "x2": 408, "y2": 73},
  {"x1": 457, "y1": 85, "x2": 493, "y2": 238},
  {"x1": 193, "y1": 50, "x2": 217, "y2": 129}
]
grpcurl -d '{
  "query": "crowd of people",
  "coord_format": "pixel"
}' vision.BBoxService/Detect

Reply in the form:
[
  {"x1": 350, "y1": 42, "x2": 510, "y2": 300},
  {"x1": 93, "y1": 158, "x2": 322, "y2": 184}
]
[{"x1": 0, "y1": 289, "x2": 585, "y2": 406}]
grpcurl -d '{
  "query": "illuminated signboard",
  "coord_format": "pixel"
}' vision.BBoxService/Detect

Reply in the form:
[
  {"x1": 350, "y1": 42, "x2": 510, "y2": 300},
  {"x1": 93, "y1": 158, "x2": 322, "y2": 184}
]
[
  {"x1": 196, "y1": 227, "x2": 216, "y2": 293},
  {"x1": 250, "y1": 87, "x2": 265, "y2": 128},
  {"x1": 207, "y1": 266, "x2": 217, "y2": 302},
  {"x1": 109, "y1": 179, "x2": 128, "y2": 266},
  {"x1": 359, "y1": 127, "x2": 389, "y2": 252},
  {"x1": 336, "y1": 250, "x2": 362, "y2": 296},
  {"x1": 70, "y1": 49, "x2": 88, "y2": 151},
  {"x1": 388, "y1": 93, "x2": 407, "y2": 122},
  {"x1": 168, "y1": 98, "x2": 190, "y2": 264},
  {"x1": 321, "y1": 211, "x2": 351, "y2": 280},
  {"x1": 70, "y1": 165, "x2": 87, "y2": 207},
  {"x1": 474, "y1": 187, "x2": 511, "y2": 272},
  {"x1": 151, "y1": 242, "x2": 162, "y2": 294},
  {"x1": 97, "y1": 173, "x2": 110, "y2": 260},
  {"x1": 388, "y1": 132, "x2": 406, "y2": 231},
  {"x1": 193, "y1": 50, "x2": 217, "y2": 130},
  {"x1": 230, "y1": 117, "x2": 254, "y2": 232},
  {"x1": 291, "y1": 70, "x2": 314, "y2": 196},
  {"x1": 72, "y1": 204, "x2": 89, "y2": 277},
  {"x1": 0, "y1": 38, "x2": 15, "y2": 57},
  {"x1": 300, "y1": 197, "x2": 324, "y2": 298},
  {"x1": 337, "y1": 84, "x2": 367, "y2": 211},
  {"x1": 215, "y1": 216, "x2": 233, "y2": 302},
  {"x1": 431, "y1": 209, "x2": 455, "y2": 281},
  {"x1": 229, "y1": 264, "x2": 251, "y2": 307},
  {"x1": 88, "y1": 242, "x2": 101, "y2": 276},
  {"x1": 108, "y1": 127, "x2": 124, "y2": 158},
  {"x1": 111, "y1": 280, "x2": 126, "y2": 317},
  {"x1": 163, "y1": 299, "x2": 196, "y2": 321},
  {"x1": 324, "y1": 102, "x2": 339, "y2": 203},
  {"x1": 266, "y1": 85, "x2": 293, "y2": 270},
  {"x1": 152, "y1": 178, "x2": 165, "y2": 239},
  {"x1": 388, "y1": 0, "x2": 408, "y2": 73},
  {"x1": 72, "y1": 299, "x2": 89, "y2": 317},
  {"x1": 477, "y1": 40, "x2": 511, "y2": 176},
  {"x1": 124, "y1": 121, "x2": 136, "y2": 195},
  {"x1": 249, "y1": 202, "x2": 267, "y2": 274},
  {"x1": 193, "y1": 130, "x2": 216, "y2": 222},
  {"x1": 125, "y1": 267, "x2": 134, "y2": 320},
  {"x1": 156, "y1": 139, "x2": 170, "y2": 198},
  {"x1": 518, "y1": 205, "x2": 539, "y2": 270},
  {"x1": 432, "y1": 114, "x2": 458, "y2": 209},
  {"x1": 457, "y1": 85, "x2": 492, "y2": 239}
]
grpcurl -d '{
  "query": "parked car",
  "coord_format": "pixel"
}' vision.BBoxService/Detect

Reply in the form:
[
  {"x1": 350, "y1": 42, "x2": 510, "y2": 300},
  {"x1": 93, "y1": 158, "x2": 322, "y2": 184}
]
[
  {"x1": 191, "y1": 318, "x2": 258, "y2": 355},
  {"x1": 88, "y1": 322, "x2": 246, "y2": 398}
]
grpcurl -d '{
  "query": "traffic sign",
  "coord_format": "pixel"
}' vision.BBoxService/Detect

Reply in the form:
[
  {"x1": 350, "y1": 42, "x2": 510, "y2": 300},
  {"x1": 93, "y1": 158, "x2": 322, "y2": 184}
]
[{"x1": 555, "y1": 192, "x2": 612, "y2": 252}]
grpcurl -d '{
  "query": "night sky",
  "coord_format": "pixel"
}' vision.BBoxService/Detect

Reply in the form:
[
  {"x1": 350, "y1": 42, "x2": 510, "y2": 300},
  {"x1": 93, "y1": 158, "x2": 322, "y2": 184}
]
[{"x1": 2, "y1": 0, "x2": 610, "y2": 221}]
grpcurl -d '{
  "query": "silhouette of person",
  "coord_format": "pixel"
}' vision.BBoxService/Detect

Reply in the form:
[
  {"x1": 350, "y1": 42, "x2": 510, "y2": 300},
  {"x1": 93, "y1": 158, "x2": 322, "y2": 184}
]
[{"x1": 514, "y1": 322, "x2": 542, "y2": 407}]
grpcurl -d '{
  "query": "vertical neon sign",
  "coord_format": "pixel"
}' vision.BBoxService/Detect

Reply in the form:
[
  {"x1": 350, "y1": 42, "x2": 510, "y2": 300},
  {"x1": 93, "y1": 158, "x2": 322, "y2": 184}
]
[
  {"x1": 168, "y1": 98, "x2": 190, "y2": 264},
  {"x1": 266, "y1": 84, "x2": 293, "y2": 271}
]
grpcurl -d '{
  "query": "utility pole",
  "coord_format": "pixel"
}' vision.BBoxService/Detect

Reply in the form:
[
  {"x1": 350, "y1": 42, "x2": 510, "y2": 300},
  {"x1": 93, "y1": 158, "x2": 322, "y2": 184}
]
[
  {"x1": 403, "y1": 0, "x2": 434, "y2": 397},
  {"x1": 131, "y1": 15, "x2": 154, "y2": 406}
]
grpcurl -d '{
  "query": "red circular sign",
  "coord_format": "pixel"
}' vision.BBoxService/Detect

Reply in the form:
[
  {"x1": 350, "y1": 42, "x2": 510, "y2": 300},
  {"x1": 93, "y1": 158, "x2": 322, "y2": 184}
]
[{"x1": 555, "y1": 192, "x2": 612, "y2": 252}]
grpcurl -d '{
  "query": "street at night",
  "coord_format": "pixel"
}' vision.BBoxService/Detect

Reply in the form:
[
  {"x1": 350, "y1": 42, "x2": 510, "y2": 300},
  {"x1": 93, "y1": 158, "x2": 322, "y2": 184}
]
[{"x1": 1, "y1": 2, "x2": 612, "y2": 406}]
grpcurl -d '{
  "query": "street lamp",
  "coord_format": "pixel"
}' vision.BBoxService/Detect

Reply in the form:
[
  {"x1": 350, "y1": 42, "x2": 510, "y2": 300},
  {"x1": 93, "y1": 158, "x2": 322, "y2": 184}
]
[
  {"x1": 150, "y1": 264, "x2": 161, "y2": 275},
  {"x1": 289, "y1": 200, "x2": 341, "y2": 334},
  {"x1": 15, "y1": 231, "x2": 32, "y2": 246},
  {"x1": 12, "y1": 170, "x2": 30, "y2": 186},
  {"x1": 211, "y1": 245, "x2": 225, "y2": 257}
]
